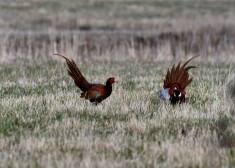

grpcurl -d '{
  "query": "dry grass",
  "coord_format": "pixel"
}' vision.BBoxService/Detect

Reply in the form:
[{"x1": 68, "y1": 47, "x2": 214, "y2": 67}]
[
  {"x1": 0, "y1": 0, "x2": 235, "y2": 167},
  {"x1": 1, "y1": 0, "x2": 235, "y2": 31},
  {"x1": 0, "y1": 37, "x2": 234, "y2": 167}
]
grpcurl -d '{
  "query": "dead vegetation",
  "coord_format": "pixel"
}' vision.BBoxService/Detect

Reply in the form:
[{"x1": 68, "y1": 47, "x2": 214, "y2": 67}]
[{"x1": 0, "y1": 0, "x2": 235, "y2": 167}]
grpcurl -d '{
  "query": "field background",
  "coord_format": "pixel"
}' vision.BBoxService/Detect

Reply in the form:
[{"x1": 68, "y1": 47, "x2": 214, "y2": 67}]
[{"x1": 0, "y1": 0, "x2": 235, "y2": 167}]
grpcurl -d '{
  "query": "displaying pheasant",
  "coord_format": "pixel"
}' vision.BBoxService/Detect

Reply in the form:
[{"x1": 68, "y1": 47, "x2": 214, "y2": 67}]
[
  {"x1": 158, "y1": 56, "x2": 198, "y2": 104},
  {"x1": 54, "y1": 54, "x2": 115, "y2": 104}
]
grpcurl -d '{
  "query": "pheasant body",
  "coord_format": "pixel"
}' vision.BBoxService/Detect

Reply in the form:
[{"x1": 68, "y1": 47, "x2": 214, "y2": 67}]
[
  {"x1": 80, "y1": 79, "x2": 114, "y2": 103},
  {"x1": 54, "y1": 54, "x2": 115, "y2": 104}
]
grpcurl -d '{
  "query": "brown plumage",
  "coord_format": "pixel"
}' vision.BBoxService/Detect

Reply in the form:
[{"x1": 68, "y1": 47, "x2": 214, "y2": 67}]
[
  {"x1": 54, "y1": 54, "x2": 115, "y2": 104},
  {"x1": 159, "y1": 56, "x2": 198, "y2": 104}
]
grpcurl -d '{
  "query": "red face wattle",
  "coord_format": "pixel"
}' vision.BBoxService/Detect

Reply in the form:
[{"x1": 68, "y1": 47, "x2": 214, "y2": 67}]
[
  {"x1": 169, "y1": 86, "x2": 180, "y2": 97},
  {"x1": 109, "y1": 77, "x2": 115, "y2": 84}
]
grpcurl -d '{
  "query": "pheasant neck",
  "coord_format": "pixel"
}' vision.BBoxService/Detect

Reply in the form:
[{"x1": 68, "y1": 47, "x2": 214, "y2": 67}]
[{"x1": 105, "y1": 81, "x2": 113, "y2": 92}]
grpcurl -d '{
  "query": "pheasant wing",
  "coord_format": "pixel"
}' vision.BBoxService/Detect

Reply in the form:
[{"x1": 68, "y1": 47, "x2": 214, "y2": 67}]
[{"x1": 85, "y1": 85, "x2": 107, "y2": 100}]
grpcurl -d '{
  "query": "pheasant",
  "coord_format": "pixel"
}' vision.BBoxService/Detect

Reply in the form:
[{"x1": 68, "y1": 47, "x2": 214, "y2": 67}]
[
  {"x1": 54, "y1": 54, "x2": 115, "y2": 104},
  {"x1": 158, "y1": 56, "x2": 198, "y2": 104}
]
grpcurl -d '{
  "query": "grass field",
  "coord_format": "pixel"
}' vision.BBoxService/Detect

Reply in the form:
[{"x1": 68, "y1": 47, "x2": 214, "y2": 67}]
[
  {"x1": 0, "y1": 0, "x2": 235, "y2": 168},
  {"x1": 0, "y1": 46, "x2": 234, "y2": 167}
]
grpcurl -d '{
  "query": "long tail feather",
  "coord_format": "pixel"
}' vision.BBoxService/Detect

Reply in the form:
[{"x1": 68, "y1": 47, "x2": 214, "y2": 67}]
[
  {"x1": 163, "y1": 56, "x2": 198, "y2": 90},
  {"x1": 54, "y1": 53, "x2": 90, "y2": 91}
]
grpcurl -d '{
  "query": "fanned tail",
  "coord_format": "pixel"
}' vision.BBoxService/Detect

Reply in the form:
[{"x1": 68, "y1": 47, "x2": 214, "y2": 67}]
[{"x1": 163, "y1": 56, "x2": 198, "y2": 90}]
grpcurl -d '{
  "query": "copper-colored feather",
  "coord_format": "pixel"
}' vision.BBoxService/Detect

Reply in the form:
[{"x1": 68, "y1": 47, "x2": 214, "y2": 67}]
[
  {"x1": 163, "y1": 56, "x2": 198, "y2": 90},
  {"x1": 54, "y1": 54, "x2": 91, "y2": 91}
]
